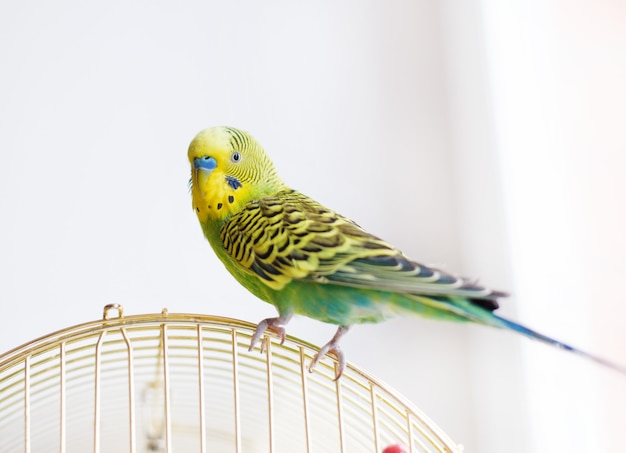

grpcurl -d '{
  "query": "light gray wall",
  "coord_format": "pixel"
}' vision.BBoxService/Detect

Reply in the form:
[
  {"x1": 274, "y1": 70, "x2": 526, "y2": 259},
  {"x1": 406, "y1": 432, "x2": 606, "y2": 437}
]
[{"x1": 1, "y1": 1, "x2": 624, "y2": 452}]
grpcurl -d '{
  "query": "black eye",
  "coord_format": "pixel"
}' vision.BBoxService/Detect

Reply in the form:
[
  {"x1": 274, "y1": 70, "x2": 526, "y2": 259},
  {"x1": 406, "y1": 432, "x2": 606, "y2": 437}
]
[{"x1": 231, "y1": 151, "x2": 241, "y2": 163}]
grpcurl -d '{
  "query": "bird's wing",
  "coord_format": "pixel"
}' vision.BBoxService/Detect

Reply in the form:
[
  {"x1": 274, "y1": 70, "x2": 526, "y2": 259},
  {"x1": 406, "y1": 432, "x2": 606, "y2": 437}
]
[
  {"x1": 322, "y1": 255, "x2": 504, "y2": 305},
  {"x1": 220, "y1": 190, "x2": 504, "y2": 308}
]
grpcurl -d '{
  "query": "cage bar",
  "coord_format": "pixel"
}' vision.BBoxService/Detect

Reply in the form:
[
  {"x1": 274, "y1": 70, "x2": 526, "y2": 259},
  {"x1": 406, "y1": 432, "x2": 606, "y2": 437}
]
[{"x1": 0, "y1": 307, "x2": 462, "y2": 453}]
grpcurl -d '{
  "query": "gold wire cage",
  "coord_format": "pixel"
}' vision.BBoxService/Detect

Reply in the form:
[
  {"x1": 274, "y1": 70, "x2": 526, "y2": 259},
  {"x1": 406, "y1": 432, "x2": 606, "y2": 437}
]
[{"x1": 0, "y1": 305, "x2": 462, "y2": 453}]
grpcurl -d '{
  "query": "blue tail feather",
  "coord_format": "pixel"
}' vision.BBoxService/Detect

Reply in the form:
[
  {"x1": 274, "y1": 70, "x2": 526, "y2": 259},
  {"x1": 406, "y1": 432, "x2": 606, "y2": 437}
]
[{"x1": 493, "y1": 314, "x2": 626, "y2": 376}]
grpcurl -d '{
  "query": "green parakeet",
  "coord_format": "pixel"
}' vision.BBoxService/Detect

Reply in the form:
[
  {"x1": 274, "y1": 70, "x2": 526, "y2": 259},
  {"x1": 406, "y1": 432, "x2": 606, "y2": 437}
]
[{"x1": 188, "y1": 126, "x2": 625, "y2": 379}]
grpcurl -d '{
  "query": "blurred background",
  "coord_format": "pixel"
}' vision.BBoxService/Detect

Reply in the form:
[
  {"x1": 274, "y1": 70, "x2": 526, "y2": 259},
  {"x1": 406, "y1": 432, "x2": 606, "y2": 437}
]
[{"x1": 1, "y1": 1, "x2": 625, "y2": 451}]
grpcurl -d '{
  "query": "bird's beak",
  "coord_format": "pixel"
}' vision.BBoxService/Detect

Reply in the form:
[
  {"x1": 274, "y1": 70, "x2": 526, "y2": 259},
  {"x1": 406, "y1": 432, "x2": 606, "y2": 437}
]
[{"x1": 193, "y1": 156, "x2": 217, "y2": 198}]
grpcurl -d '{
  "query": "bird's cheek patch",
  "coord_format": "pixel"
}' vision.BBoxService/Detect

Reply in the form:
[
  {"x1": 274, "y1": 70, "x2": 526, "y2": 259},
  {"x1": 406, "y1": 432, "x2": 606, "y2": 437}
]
[{"x1": 226, "y1": 175, "x2": 243, "y2": 190}]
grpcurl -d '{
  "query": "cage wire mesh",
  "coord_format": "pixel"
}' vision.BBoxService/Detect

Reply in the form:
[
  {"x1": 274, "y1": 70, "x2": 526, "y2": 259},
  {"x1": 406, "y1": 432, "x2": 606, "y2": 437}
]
[{"x1": 0, "y1": 305, "x2": 462, "y2": 453}]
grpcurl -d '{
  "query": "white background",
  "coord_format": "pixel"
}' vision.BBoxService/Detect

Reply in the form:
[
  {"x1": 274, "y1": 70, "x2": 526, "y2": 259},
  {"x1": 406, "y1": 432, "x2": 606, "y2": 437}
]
[{"x1": 1, "y1": 1, "x2": 625, "y2": 452}]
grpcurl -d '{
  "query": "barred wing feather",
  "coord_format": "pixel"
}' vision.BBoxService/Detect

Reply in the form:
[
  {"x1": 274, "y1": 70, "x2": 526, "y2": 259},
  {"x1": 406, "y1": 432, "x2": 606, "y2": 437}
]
[{"x1": 220, "y1": 189, "x2": 504, "y2": 310}]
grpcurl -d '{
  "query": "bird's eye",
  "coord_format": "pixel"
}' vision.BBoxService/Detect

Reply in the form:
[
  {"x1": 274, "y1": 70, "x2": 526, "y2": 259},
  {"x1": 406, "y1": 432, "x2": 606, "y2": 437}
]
[{"x1": 231, "y1": 151, "x2": 242, "y2": 163}]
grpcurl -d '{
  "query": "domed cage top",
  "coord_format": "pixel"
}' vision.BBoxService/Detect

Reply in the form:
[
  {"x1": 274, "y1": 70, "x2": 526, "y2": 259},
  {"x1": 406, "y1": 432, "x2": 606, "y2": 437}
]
[{"x1": 0, "y1": 305, "x2": 462, "y2": 453}]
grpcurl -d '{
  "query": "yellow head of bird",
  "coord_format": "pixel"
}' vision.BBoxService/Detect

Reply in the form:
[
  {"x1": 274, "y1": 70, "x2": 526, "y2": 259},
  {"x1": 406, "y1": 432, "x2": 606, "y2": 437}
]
[{"x1": 188, "y1": 126, "x2": 285, "y2": 222}]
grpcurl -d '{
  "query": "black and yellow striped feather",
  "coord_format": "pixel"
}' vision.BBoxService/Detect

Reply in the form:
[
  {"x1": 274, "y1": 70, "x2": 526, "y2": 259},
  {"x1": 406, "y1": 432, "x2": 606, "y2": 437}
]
[{"x1": 220, "y1": 189, "x2": 503, "y2": 310}]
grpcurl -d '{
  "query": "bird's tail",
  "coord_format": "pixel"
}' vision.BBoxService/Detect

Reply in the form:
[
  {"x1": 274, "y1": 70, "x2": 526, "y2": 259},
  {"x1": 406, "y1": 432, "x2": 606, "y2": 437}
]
[{"x1": 493, "y1": 314, "x2": 626, "y2": 376}]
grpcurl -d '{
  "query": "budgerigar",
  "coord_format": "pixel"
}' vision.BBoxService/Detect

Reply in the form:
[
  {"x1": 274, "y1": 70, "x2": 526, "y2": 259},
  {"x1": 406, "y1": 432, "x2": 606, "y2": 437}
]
[{"x1": 188, "y1": 126, "x2": 625, "y2": 379}]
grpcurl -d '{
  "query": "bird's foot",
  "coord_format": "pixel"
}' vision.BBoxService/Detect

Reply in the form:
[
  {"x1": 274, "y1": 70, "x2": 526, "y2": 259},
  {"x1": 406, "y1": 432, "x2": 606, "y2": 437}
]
[
  {"x1": 249, "y1": 314, "x2": 293, "y2": 354},
  {"x1": 308, "y1": 325, "x2": 351, "y2": 380}
]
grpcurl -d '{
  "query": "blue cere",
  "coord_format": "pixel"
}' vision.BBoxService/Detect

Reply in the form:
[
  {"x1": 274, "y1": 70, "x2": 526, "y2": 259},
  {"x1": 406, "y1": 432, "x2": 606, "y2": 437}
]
[{"x1": 194, "y1": 156, "x2": 217, "y2": 171}]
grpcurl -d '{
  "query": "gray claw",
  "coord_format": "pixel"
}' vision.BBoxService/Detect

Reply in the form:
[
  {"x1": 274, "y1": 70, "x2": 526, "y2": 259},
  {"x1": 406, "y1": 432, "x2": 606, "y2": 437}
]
[
  {"x1": 248, "y1": 314, "x2": 293, "y2": 352},
  {"x1": 308, "y1": 325, "x2": 351, "y2": 380}
]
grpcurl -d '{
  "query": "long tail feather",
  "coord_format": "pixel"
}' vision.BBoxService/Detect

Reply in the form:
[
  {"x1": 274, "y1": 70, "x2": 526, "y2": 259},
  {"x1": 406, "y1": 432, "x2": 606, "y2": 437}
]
[{"x1": 494, "y1": 314, "x2": 626, "y2": 376}]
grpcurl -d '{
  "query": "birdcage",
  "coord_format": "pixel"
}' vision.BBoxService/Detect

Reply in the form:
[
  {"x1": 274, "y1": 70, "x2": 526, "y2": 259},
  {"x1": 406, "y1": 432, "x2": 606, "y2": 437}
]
[{"x1": 0, "y1": 305, "x2": 462, "y2": 453}]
